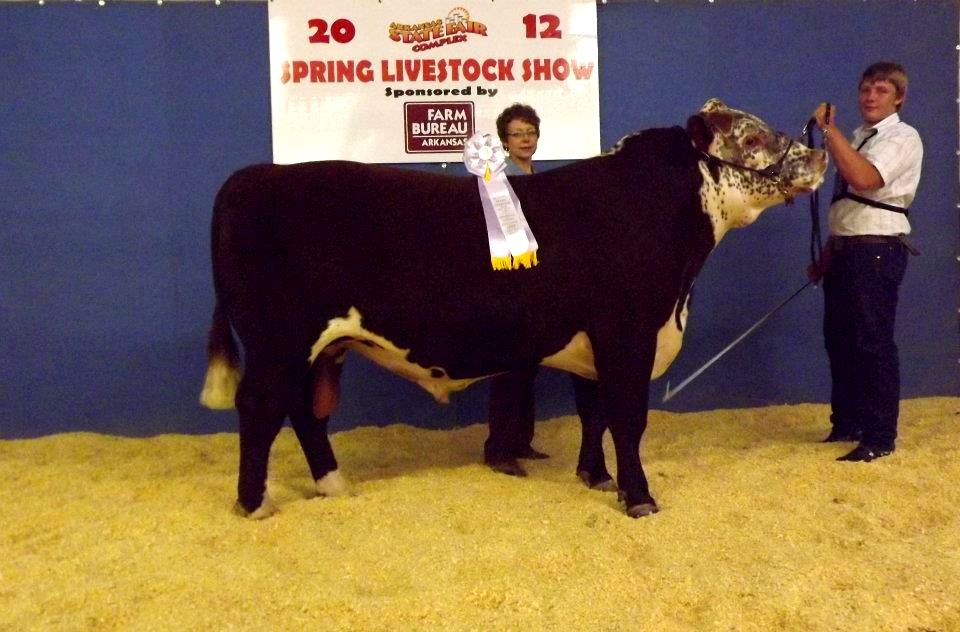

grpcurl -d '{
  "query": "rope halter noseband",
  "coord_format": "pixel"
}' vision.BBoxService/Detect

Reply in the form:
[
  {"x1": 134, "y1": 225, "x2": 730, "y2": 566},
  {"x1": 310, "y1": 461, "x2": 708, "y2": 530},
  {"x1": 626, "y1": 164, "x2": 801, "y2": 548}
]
[{"x1": 695, "y1": 132, "x2": 799, "y2": 203}]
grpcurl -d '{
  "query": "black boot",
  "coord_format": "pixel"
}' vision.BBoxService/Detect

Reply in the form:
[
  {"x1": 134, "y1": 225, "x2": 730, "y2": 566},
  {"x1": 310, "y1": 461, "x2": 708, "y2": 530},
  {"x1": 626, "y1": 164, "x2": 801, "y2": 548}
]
[{"x1": 822, "y1": 427, "x2": 862, "y2": 443}]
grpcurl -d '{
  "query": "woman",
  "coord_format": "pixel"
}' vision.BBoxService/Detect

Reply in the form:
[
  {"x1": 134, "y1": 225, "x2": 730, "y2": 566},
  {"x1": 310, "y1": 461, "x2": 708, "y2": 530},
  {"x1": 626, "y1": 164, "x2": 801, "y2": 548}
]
[
  {"x1": 483, "y1": 103, "x2": 547, "y2": 475},
  {"x1": 496, "y1": 103, "x2": 540, "y2": 175},
  {"x1": 484, "y1": 103, "x2": 603, "y2": 480}
]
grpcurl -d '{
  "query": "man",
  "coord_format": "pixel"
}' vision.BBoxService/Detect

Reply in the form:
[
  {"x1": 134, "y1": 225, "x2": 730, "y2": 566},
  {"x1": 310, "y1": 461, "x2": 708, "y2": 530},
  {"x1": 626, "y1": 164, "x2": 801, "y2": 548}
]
[{"x1": 811, "y1": 61, "x2": 923, "y2": 462}]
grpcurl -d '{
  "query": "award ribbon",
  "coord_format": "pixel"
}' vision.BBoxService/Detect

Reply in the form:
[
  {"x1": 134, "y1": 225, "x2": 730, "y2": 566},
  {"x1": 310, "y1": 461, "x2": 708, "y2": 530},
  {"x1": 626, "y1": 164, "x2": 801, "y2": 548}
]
[{"x1": 462, "y1": 132, "x2": 540, "y2": 270}]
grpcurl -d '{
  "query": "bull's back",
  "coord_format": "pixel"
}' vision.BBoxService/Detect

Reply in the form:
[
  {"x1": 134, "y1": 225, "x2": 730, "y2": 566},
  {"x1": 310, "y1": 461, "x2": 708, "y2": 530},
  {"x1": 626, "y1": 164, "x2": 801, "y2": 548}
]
[
  {"x1": 210, "y1": 162, "x2": 506, "y2": 358},
  {"x1": 214, "y1": 162, "x2": 488, "y2": 266}
]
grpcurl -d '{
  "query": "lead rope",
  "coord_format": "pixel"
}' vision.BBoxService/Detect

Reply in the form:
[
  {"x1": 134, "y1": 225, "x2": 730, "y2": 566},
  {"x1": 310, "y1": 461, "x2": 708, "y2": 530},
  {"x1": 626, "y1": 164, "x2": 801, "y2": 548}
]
[{"x1": 806, "y1": 103, "x2": 829, "y2": 270}]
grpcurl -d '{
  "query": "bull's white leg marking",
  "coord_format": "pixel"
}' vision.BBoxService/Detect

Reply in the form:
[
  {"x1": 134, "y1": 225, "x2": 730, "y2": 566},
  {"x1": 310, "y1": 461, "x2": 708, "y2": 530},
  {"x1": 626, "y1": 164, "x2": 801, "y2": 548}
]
[
  {"x1": 199, "y1": 356, "x2": 240, "y2": 409},
  {"x1": 316, "y1": 469, "x2": 351, "y2": 497},
  {"x1": 246, "y1": 495, "x2": 276, "y2": 520},
  {"x1": 310, "y1": 307, "x2": 482, "y2": 403}
]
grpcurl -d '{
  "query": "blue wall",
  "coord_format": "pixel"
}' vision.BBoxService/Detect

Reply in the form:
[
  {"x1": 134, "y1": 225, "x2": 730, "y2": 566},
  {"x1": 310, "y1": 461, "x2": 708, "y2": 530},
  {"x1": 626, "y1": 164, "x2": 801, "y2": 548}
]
[{"x1": 1, "y1": 1, "x2": 956, "y2": 438}]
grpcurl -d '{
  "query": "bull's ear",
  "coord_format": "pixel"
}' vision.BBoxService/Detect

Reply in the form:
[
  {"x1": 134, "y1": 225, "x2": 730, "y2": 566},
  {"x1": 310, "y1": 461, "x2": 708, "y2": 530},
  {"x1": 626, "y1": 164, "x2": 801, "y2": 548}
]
[
  {"x1": 705, "y1": 111, "x2": 734, "y2": 134},
  {"x1": 686, "y1": 114, "x2": 713, "y2": 151}
]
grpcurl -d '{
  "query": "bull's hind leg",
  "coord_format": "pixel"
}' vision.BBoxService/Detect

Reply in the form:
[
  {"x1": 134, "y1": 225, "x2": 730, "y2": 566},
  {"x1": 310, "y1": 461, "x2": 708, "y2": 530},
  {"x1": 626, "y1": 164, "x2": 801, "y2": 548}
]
[
  {"x1": 234, "y1": 359, "x2": 303, "y2": 518},
  {"x1": 573, "y1": 376, "x2": 616, "y2": 491},
  {"x1": 288, "y1": 355, "x2": 350, "y2": 498},
  {"x1": 235, "y1": 379, "x2": 285, "y2": 518}
]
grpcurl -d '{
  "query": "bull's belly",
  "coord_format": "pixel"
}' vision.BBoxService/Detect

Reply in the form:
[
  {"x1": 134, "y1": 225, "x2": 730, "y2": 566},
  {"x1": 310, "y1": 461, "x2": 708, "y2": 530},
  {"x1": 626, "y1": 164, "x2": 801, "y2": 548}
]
[
  {"x1": 542, "y1": 298, "x2": 689, "y2": 380},
  {"x1": 310, "y1": 300, "x2": 689, "y2": 403}
]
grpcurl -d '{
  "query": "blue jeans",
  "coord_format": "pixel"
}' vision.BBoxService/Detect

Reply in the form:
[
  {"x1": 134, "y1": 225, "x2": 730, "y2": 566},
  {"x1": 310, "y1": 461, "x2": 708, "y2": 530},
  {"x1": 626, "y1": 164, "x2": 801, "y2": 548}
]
[{"x1": 823, "y1": 238, "x2": 908, "y2": 450}]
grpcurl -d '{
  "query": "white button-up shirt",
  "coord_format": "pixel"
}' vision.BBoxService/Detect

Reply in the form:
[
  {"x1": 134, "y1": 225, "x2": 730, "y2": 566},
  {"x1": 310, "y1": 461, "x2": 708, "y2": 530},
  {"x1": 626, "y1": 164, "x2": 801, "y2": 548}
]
[{"x1": 828, "y1": 112, "x2": 923, "y2": 236}]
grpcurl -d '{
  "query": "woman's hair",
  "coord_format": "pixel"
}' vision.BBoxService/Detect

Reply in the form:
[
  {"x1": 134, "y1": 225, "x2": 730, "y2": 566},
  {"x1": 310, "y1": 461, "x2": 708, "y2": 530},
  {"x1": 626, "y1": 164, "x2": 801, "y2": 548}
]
[
  {"x1": 860, "y1": 61, "x2": 908, "y2": 109},
  {"x1": 495, "y1": 103, "x2": 540, "y2": 143}
]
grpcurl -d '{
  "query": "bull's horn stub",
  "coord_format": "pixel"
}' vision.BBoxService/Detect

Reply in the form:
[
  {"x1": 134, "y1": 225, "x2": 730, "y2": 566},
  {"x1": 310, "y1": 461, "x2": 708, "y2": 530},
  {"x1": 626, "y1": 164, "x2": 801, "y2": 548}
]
[{"x1": 463, "y1": 132, "x2": 540, "y2": 270}]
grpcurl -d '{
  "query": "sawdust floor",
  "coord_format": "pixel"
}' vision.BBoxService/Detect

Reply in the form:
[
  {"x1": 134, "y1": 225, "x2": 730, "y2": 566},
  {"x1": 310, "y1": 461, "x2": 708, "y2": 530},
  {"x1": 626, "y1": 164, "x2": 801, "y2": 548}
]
[{"x1": 1, "y1": 397, "x2": 958, "y2": 631}]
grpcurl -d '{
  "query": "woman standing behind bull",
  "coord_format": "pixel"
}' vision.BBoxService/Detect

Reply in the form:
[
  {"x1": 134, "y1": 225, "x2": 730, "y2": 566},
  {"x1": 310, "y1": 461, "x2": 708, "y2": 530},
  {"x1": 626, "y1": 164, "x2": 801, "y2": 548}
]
[{"x1": 483, "y1": 104, "x2": 601, "y2": 479}]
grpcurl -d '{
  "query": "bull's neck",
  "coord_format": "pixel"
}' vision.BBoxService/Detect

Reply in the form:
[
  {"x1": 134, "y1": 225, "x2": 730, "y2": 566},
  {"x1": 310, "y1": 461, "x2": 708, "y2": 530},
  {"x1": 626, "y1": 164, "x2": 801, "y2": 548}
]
[{"x1": 696, "y1": 163, "x2": 773, "y2": 243}]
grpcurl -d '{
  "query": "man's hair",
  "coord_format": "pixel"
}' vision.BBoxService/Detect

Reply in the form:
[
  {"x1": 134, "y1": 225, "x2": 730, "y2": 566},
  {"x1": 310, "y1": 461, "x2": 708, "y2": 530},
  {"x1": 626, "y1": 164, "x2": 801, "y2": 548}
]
[
  {"x1": 861, "y1": 61, "x2": 908, "y2": 109},
  {"x1": 496, "y1": 103, "x2": 540, "y2": 142}
]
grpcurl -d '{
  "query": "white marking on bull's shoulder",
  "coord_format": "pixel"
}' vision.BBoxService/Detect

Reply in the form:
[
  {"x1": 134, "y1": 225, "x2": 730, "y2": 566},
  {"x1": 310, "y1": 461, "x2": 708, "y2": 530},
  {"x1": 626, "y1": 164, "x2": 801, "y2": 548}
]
[
  {"x1": 542, "y1": 332, "x2": 597, "y2": 379},
  {"x1": 541, "y1": 296, "x2": 690, "y2": 380},
  {"x1": 310, "y1": 307, "x2": 481, "y2": 403},
  {"x1": 652, "y1": 296, "x2": 690, "y2": 378},
  {"x1": 199, "y1": 356, "x2": 240, "y2": 410},
  {"x1": 316, "y1": 470, "x2": 350, "y2": 497}
]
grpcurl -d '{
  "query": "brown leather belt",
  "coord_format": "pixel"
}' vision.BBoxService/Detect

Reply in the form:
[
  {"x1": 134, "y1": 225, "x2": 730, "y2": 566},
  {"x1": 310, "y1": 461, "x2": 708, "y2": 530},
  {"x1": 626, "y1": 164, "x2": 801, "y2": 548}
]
[{"x1": 829, "y1": 234, "x2": 920, "y2": 255}]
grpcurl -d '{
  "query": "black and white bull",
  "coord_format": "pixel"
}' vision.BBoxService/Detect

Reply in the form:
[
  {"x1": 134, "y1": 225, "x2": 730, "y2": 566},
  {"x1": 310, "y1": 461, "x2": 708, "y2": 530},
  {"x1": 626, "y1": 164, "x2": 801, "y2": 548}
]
[{"x1": 200, "y1": 99, "x2": 827, "y2": 519}]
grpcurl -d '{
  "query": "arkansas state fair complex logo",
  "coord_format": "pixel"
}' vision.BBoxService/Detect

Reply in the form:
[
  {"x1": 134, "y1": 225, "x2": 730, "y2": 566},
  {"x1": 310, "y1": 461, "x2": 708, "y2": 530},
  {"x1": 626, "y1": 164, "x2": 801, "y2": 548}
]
[{"x1": 388, "y1": 6, "x2": 488, "y2": 53}]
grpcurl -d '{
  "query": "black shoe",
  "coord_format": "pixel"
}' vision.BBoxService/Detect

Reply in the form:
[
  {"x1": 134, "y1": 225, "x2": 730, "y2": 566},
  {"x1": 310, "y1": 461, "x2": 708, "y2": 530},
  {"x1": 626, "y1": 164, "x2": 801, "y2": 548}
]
[
  {"x1": 836, "y1": 445, "x2": 893, "y2": 462},
  {"x1": 822, "y1": 428, "x2": 862, "y2": 443},
  {"x1": 517, "y1": 446, "x2": 550, "y2": 460}
]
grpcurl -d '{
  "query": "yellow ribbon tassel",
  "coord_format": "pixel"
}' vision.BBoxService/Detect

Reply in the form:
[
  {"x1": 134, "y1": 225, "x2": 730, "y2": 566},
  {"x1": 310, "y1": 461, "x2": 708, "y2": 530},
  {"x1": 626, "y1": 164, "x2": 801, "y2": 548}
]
[
  {"x1": 490, "y1": 251, "x2": 540, "y2": 271},
  {"x1": 513, "y1": 251, "x2": 539, "y2": 269},
  {"x1": 483, "y1": 164, "x2": 491, "y2": 182}
]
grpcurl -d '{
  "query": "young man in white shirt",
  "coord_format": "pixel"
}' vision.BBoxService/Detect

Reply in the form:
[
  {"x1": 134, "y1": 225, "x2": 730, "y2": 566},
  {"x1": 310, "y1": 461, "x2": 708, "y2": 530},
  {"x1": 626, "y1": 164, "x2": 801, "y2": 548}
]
[{"x1": 810, "y1": 61, "x2": 923, "y2": 462}]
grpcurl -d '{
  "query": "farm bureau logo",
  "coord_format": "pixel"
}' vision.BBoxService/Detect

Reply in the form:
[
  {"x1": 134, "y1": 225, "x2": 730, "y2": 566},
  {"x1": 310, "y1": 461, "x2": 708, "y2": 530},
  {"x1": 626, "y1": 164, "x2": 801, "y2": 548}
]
[{"x1": 388, "y1": 6, "x2": 488, "y2": 53}]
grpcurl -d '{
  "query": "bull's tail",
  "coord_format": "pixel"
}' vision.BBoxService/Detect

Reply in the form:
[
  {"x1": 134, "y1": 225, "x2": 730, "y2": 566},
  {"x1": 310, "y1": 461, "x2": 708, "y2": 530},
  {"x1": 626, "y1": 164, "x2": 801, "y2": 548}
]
[{"x1": 199, "y1": 301, "x2": 241, "y2": 409}]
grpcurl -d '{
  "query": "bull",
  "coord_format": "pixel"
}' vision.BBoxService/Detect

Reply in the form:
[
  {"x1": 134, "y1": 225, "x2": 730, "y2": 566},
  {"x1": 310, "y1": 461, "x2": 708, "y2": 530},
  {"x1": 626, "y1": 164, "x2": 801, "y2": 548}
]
[{"x1": 200, "y1": 99, "x2": 827, "y2": 519}]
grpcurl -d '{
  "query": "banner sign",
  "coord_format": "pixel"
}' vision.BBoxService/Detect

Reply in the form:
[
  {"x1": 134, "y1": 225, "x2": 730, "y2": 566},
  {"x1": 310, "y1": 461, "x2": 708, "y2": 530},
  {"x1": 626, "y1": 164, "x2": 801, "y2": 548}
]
[{"x1": 268, "y1": 1, "x2": 600, "y2": 164}]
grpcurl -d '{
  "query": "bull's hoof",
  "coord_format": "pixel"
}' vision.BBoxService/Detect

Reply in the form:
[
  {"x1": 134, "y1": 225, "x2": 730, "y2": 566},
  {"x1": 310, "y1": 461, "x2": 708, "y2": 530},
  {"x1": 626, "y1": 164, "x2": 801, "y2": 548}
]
[
  {"x1": 577, "y1": 470, "x2": 618, "y2": 493},
  {"x1": 592, "y1": 478, "x2": 619, "y2": 493},
  {"x1": 233, "y1": 496, "x2": 275, "y2": 520},
  {"x1": 518, "y1": 446, "x2": 550, "y2": 460},
  {"x1": 316, "y1": 469, "x2": 351, "y2": 497},
  {"x1": 487, "y1": 459, "x2": 527, "y2": 477},
  {"x1": 626, "y1": 502, "x2": 660, "y2": 518}
]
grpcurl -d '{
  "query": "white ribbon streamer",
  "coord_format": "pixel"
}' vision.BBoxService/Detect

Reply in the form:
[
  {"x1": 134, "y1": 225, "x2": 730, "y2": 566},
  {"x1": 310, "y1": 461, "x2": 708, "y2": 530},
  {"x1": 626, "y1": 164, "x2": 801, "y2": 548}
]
[{"x1": 463, "y1": 132, "x2": 540, "y2": 270}]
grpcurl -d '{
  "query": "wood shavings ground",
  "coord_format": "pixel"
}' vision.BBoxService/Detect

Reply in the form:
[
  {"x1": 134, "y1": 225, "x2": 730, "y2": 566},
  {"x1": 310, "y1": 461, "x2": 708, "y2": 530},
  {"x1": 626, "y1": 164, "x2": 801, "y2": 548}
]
[{"x1": 1, "y1": 397, "x2": 958, "y2": 631}]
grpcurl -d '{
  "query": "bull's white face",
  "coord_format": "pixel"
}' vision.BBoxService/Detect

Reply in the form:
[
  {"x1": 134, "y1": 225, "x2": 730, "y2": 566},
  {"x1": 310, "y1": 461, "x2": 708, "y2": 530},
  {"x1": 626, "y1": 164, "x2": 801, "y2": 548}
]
[{"x1": 694, "y1": 98, "x2": 828, "y2": 241}]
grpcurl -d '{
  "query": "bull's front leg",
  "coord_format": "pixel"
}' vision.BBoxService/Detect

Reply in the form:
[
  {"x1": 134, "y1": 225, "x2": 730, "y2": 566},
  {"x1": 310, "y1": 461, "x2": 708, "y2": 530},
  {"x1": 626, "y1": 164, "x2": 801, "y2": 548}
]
[
  {"x1": 594, "y1": 329, "x2": 659, "y2": 518},
  {"x1": 572, "y1": 376, "x2": 616, "y2": 492}
]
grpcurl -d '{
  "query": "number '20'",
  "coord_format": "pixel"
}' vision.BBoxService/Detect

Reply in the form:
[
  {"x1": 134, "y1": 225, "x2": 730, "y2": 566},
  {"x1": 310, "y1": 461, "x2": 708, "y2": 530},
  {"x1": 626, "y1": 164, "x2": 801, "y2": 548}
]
[{"x1": 308, "y1": 18, "x2": 356, "y2": 44}]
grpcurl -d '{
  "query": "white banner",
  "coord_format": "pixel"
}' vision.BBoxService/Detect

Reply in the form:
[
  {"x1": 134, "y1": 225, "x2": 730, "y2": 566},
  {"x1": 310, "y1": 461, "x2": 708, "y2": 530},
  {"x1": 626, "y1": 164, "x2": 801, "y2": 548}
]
[{"x1": 268, "y1": 0, "x2": 600, "y2": 164}]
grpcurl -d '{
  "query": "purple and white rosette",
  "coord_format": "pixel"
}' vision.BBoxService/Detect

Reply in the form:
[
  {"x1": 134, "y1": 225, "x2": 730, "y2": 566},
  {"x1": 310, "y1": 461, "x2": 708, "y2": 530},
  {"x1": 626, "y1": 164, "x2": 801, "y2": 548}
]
[{"x1": 463, "y1": 132, "x2": 540, "y2": 270}]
